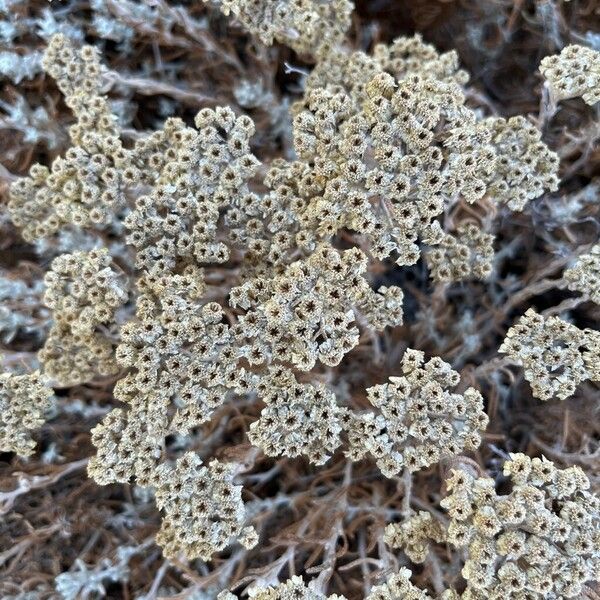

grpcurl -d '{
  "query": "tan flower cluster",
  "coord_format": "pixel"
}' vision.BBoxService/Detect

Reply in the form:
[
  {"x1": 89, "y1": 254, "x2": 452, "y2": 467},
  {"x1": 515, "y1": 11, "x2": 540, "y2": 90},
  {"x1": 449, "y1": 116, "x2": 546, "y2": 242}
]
[
  {"x1": 4, "y1": 27, "x2": 574, "y2": 575},
  {"x1": 7, "y1": 136, "x2": 130, "y2": 241},
  {"x1": 221, "y1": 575, "x2": 346, "y2": 600},
  {"x1": 7, "y1": 37, "x2": 139, "y2": 241},
  {"x1": 564, "y1": 243, "x2": 600, "y2": 304},
  {"x1": 41, "y1": 33, "x2": 118, "y2": 143},
  {"x1": 220, "y1": 569, "x2": 454, "y2": 600},
  {"x1": 345, "y1": 349, "x2": 488, "y2": 477},
  {"x1": 540, "y1": 44, "x2": 600, "y2": 105},
  {"x1": 226, "y1": 159, "x2": 317, "y2": 277},
  {"x1": 426, "y1": 223, "x2": 494, "y2": 283},
  {"x1": 9, "y1": 36, "x2": 261, "y2": 247},
  {"x1": 153, "y1": 452, "x2": 257, "y2": 561},
  {"x1": 88, "y1": 268, "x2": 252, "y2": 486},
  {"x1": 290, "y1": 72, "x2": 558, "y2": 266},
  {"x1": 305, "y1": 33, "x2": 469, "y2": 105},
  {"x1": 124, "y1": 108, "x2": 260, "y2": 271},
  {"x1": 38, "y1": 249, "x2": 128, "y2": 387},
  {"x1": 384, "y1": 511, "x2": 446, "y2": 564},
  {"x1": 42, "y1": 249, "x2": 127, "y2": 337},
  {"x1": 441, "y1": 453, "x2": 600, "y2": 599},
  {"x1": 231, "y1": 245, "x2": 404, "y2": 370},
  {"x1": 366, "y1": 568, "x2": 457, "y2": 600},
  {"x1": 247, "y1": 366, "x2": 343, "y2": 465},
  {"x1": 88, "y1": 404, "x2": 163, "y2": 486},
  {"x1": 499, "y1": 308, "x2": 600, "y2": 401},
  {"x1": 484, "y1": 115, "x2": 560, "y2": 212},
  {"x1": 204, "y1": 0, "x2": 353, "y2": 55},
  {"x1": 292, "y1": 76, "x2": 460, "y2": 265},
  {"x1": 0, "y1": 370, "x2": 53, "y2": 456},
  {"x1": 88, "y1": 269, "x2": 258, "y2": 559}
]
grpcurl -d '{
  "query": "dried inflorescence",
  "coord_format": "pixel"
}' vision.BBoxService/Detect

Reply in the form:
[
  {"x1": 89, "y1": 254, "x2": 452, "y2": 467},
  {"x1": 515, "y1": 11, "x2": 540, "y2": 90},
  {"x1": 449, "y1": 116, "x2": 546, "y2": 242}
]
[
  {"x1": 226, "y1": 158, "x2": 318, "y2": 277},
  {"x1": 441, "y1": 454, "x2": 600, "y2": 599},
  {"x1": 153, "y1": 452, "x2": 257, "y2": 561},
  {"x1": 204, "y1": 0, "x2": 353, "y2": 55},
  {"x1": 0, "y1": 370, "x2": 53, "y2": 456},
  {"x1": 305, "y1": 33, "x2": 469, "y2": 106},
  {"x1": 7, "y1": 137, "x2": 130, "y2": 241},
  {"x1": 292, "y1": 75, "x2": 471, "y2": 265},
  {"x1": 88, "y1": 268, "x2": 252, "y2": 486},
  {"x1": 125, "y1": 108, "x2": 260, "y2": 271},
  {"x1": 7, "y1": 36, "x2": 133, "y2": 240},
  {"x1": 4, "y1": 12, "x2": 597, "y2": 595},
  {"x1": 345, "y1": 349, "x2": 488, "y2": 477},
  {"x1": 231, "y1": 245, "x2": 403, "y2": 370},
  {"x1": 384, "y1": 511, "x2": 446, "y2": 564},
  {"x1": 540, "y1": 44, "x2": 600, "y2": 105},
  {"x1": 365, "y1": 568, "x2": 457, "y2": 600},
  {"x1": 9, "y1": 35, "x2": 262, "y2": 247},
  {"x1": 41, "y1": 33, "x2": 118, "y2": 143},
  {"x1": 426, "y1": 223, "x2": 494, "y2": 283},
  {"x1": 564, "y1": 243, "x2": 600, "y2": 304},
  {"x1": 38, "y1": 249, "x2": 128, "y2": 387},
  {"x1": 290, "y1": 73, "x2": 558, "y2": 266},
  {"x1": 42, "y1": 248, "x2": 127, "y2": 338},
  {"x1": 220, "y1": 569, "x2": 452, "y2": 599},
  {"x1": 499, "y1": 308, "x2": 600, "y2": 401},
  {"x1": 88, "y1": 268, "x2": 258, "y2": 559},
  {"x1": 484, "y1": 116, "x2": 559, "y2": 212},
  {"x1": 247, "y1": 366, "x2": 343, "y2": 465},
  {"x1": 222, "y1": 576, "x2": 346, "y2": 600},
  {"x1": 87, "y1": 404, "x2": 163, "y2": 486}
]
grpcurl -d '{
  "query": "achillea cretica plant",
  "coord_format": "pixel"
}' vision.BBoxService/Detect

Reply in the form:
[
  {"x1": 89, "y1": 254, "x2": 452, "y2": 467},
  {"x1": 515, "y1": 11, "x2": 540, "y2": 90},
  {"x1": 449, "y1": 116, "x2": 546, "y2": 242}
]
[{"x1": 1, "y1": 1, "x2": 599, "y2": 598}]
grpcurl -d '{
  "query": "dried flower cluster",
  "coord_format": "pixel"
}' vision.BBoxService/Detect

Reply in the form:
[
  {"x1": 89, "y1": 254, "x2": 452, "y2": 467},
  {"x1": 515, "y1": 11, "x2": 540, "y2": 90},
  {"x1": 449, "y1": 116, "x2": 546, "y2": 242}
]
[
  {"x1": 499, "y1": 308, "x2": 600, "y2": 401},
  {"x1": 153, "y1": 452, "x2": 258, "y2": 561},
  {"x1": 87, "y1": 268, "x2": 249, "y2": 485},
  {"x1": 305, "y1": 33, "x2": 469, "y2": 103},
  {"x1": 384, "y1": 511, "x2": 446, "y2": 564},
  {"x1": 219, "y1": 576, "x2": 345, "y2": 600},
  {"x1": 41, "y1": 33, "x2": 117, "y2": 141},
  {"x1": 345, "y1": 349, "x2": 488, "y2": 477},
  {"x1": 247, "y1": 367, "x2": 344, "y2": 465},
  {"x1": 365, "y1": 569, "x2": 457, "y2": 600},
  {"x1": 426, "y1": 223, "x2": 494, "y2": 283},
  {"x1": 232, "y1": 245, "x2": 404, "y2": 369},
  {"x1": 220, "y1": 568, "x2": 455, "y2": 600},
  {"x1": 0, "y1": 370, "x2": 53, "y2": 456},
  {"x1": 540, "y1": 44, "x2": 600, "y2": 105},
  {"x1": 289, "y1": 74, "x2": 558, "y2": 268},
  {"x1": 441, "y1": 454, "x2": 600, "y2": 599},
  {"x1": 564, "y1": 243, "x2": 600, "y2": 304},
  {"x1": 204, "y1": 0, "x2": 353, "y2": 55},
  {"x1": 124, "y1": 107, "x2": 260, "y2": 270},
  {"x1": 39, "y1": 249, "x2": 128, "y2": 387}
]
